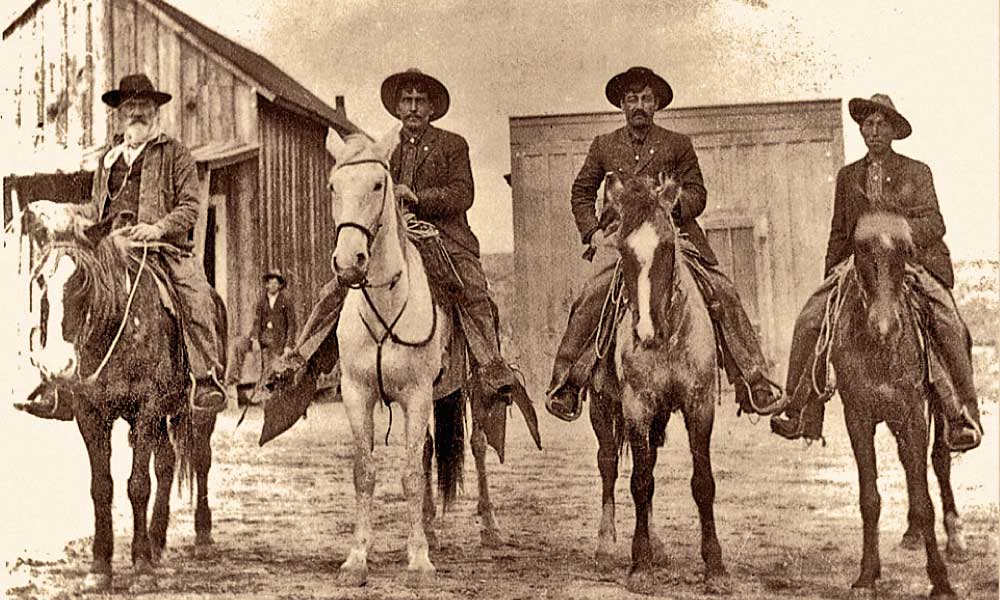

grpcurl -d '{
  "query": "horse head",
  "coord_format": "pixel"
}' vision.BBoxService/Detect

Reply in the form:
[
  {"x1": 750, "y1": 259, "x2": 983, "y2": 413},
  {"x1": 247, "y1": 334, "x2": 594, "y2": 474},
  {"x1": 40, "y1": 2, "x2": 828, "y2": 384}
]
[
  {"x1": 852, "y1": 211, "x2": 914, "y2": 343},
  {"x1": 325, "y1": 126, "x2": 401, "y2": 287},
  {"x1": 21, "y1": 201, "x2": 125, "y2": 382},
  {"x1": 606, "y1": 172, "x2": 683, "y2": 346}
]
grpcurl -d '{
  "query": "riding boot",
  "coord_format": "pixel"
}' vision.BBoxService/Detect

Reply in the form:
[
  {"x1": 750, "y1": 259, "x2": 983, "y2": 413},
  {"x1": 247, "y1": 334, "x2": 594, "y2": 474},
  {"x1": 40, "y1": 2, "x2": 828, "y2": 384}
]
[
  {"x1": 769, "y1": 374, "x2": 829, "y2": 442},
  {"x1": 13, "y1": 383, "x2": 76, "y2": 421},
  {"x1": 192, "y1": 374, "x2": 227, "y2": 415}
]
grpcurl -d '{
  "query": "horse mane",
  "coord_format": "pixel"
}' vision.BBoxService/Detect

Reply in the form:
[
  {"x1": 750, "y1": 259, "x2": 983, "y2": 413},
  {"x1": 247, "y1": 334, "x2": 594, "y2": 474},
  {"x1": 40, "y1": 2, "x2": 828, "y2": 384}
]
[
  {"x1": 853, "y1": 212, "x2": 913, "y2": 252},
  {"x1": 66, "y1": 233, "x2": 131, "y2": 345},
  {"x1": 618, "y1": 177, "x2": 665, "y2": 238}
]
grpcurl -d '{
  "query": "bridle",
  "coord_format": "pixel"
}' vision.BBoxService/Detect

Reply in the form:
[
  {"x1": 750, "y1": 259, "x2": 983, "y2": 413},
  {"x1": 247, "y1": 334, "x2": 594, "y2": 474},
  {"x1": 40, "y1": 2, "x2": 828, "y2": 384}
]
[{"x1": 333, "y1": 158, "x2": 391, "y2": 263}]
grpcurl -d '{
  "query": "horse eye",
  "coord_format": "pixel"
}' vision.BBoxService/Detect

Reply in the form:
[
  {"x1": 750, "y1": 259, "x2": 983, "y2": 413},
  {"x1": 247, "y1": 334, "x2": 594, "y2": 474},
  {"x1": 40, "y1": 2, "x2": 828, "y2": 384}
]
[{"x1": 373, "y1": 181, "x2": 383, "y2": 192}]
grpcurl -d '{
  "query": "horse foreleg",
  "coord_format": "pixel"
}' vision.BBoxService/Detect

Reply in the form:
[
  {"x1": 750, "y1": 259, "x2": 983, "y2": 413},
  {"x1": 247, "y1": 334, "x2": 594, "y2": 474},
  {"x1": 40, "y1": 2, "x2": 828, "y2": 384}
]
[
  {"x1": 339, "y1": 386, "x2": 376, "y2": 587},
  {"x1": 402, "y1": 390, "x2": 436, "y2": 583},
  {"x1": 684, "y1": 402, "x2": 725, "y2": 580},
  {"x1": 844, "y1": 405, "x2": 882, "y2": 593},
  {"x1": 930, "y1": 412, "x2": 969, "y2": 563},
  {"x1": 590, "y1": 391, "x2": 619, "y2": 567},
  {"x1": 422, "y1": 431, "x2": 439, "y2": 550},
  {"x1": 193, "y1": 415, "x2": 217, "y2": 551},
  {"x1": 893, "y1": 414, "x2": 955, "y2": 598},
  {"x1": 470, "y1": 414, "x2": 502, "y2": 548},
  {"x1": 127, "y1": 431, "x2": 157, "y2": 592},
  {"x1": 77, "y1": 411, "x2": 114, "y2": 592},
  {"x1": 149, "y1": 420, "x2": 175, "y2": 565},
  {"x1": 625, "y1": 419, "x2": 658, "y2": 595}
]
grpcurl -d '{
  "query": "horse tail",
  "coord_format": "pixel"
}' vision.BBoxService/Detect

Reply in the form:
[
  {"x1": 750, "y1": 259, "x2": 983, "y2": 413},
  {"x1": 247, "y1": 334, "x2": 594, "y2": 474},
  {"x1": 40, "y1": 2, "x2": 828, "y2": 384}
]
[
  {"x1": 434, "y1": 391, "x2": 465, "y2": 511},
  {"x1": 169, "y1": 408, "x2": 197, "y2": 502}
]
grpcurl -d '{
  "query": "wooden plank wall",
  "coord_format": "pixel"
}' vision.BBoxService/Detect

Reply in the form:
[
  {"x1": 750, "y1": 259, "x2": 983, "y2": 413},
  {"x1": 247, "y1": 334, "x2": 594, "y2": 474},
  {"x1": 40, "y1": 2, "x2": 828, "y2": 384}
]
[
  {"x1": 509, "y1": 100, "x2": 844, "y2": 395},
  {"x1": 8, "y1": 0, "x2": 259, "y2": 168},
  {"x1": 258, "y1": 101, "x2": 334, "y2": 318}
]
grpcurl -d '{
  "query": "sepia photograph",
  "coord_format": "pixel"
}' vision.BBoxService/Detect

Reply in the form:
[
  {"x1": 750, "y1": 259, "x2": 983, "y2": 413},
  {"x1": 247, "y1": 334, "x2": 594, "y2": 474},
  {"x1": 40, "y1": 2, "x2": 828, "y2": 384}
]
[{"x1": 2, "y1": 0, "x2": 997, "y2": 598}]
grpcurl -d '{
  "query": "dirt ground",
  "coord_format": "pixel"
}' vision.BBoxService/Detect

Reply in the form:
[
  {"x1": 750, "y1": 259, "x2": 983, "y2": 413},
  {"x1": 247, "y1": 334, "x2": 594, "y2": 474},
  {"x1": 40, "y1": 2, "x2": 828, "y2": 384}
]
[{"x1": 3, "y1": 395, "x2": 998, "y2": 600}]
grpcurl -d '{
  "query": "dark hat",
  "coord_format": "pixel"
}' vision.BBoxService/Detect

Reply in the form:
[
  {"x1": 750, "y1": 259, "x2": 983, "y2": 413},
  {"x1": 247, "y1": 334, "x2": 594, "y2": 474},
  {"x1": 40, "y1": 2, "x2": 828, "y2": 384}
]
[
  {"x1": 380, "y1": 68, "x2": 450, "y2": 121},
  {"x1": 848, "y1": 94, "x2": 912, "y2": 139},
  {"x1": 605, "y1": 66, "x2": 673, "y2": 111},
  {"x1": 101, "y1": 73, "x2": 172, "y2": 108},
  {"x1": 262, "y1": 269, "x2": 286, "y2": 287}
]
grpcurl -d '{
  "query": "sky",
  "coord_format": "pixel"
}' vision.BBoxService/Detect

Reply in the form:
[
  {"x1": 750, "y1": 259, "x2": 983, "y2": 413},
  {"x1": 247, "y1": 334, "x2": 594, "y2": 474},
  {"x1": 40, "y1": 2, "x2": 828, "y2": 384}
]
[{"x1": 3, "y1": 0, "x2": 998, "y2": 259}]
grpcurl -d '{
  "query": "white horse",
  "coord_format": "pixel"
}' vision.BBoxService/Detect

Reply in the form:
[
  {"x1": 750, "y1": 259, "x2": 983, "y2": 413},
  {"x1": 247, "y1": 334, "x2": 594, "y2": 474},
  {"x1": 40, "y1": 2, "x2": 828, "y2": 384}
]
[{"x1": 325, "y1": 128, "x2": 450, "y2": 586}]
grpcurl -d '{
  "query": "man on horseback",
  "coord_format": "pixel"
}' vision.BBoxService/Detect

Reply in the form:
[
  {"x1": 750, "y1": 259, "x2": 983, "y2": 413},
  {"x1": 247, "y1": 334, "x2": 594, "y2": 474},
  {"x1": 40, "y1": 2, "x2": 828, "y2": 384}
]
[
  {"x1": 545, "y1": 66, "x2": 784, "y2": 422},
  {"x1": 15, "y1": 73, "x2": 228, "y2": 417},
  {"x1": 770, "y1": 93, "x2": 983, "y2": 451},
  {"x1": 268, "y1": 68, "x2": 522, "y2": 429}
]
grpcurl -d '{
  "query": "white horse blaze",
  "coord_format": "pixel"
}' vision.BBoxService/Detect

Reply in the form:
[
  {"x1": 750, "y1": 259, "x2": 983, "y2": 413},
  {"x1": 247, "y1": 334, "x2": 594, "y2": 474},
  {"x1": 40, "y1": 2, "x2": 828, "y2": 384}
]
[
  {"x1": 627, "y1": 223, "x2": 659, "y2": 343},
  {"x1": 32, "y1": 253, "x2": 78, "y2": 378}
]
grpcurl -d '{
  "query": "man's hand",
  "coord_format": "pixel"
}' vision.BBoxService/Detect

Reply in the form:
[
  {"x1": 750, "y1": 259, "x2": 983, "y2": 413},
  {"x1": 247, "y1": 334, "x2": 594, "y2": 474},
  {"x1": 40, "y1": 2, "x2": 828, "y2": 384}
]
[
  {"x1": 283, "y1": 346, "x2": 293, "y2": 356},
  {"x1": 394, "y1": 184, "x2": 419, "y2": 206},
  {"x1": 589, "y1": 229, "x2": 618, "y2": 250},
  {"x1": 128, "y1": 222, "x2": 164, "y2": 242}
]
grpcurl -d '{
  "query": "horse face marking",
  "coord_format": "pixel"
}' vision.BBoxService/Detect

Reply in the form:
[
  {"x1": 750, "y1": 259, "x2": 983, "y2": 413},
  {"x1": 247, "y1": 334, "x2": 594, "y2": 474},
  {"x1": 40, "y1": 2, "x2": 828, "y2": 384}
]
[
  {"x1": 31, "y1": 251, "x2": 79, "y2": 379},
  {"x1": 626, "y1": 222, "x2": 659, "y2": 344},
  {"x1": 853, "y1": 212, "x2": 912, "y2": 343}
]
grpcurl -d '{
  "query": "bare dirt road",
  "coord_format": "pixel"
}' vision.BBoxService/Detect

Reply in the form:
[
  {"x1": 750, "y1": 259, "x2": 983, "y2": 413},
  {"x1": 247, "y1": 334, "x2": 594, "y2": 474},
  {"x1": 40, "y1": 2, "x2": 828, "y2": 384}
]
[{"x1": 4, "y1": 396, "x2": 998, "y2": 599}]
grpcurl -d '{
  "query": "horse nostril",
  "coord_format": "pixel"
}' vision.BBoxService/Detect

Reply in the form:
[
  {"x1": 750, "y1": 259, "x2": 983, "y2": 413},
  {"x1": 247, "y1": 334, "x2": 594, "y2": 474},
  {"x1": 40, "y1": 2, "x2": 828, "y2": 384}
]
[{"x1": 355, "y1": 252, "x2": 367, "y2": 266}]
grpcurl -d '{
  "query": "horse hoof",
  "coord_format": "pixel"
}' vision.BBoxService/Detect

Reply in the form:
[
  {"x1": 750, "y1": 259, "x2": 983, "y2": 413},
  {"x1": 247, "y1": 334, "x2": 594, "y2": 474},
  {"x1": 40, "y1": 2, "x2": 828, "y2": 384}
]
[
  {"x1": 703, "y1": 571, "x2": 732, "y2": 595},
  {"x1": 850, "y1": 586, "x2": 877, "y2": 600},
  {"x1": 81, "y1": 572, "x2": 112, "y2": 593},
  {"x1": 900, "y1": 531, "x2": 923, "y2": 550},
  {"x1": 405, "y1": 566, "x2": 435, "y2": 588},
  {"x1": 480, "y1": 529, "x2": 504, "y2": 548},
  {"x1": 195, "y1": 532, "x2": 215, "y2": 547},
  {"x1": 594, "y1": 550, "x2": 617, "y2": 573},
  {"x1": 193, "y1": 543, "x2": 216, "y2": 560},
  {"x1": 625, "y1": 569, "x2": 658, "y2": 596},
  {"x1": 150, "y1": 546, "x2": 164, "y2": 566},
  {"x1": 339, "y1": 566, "x2": 368, "y2": 587},
  {"x1": 426, "y1": 530, "x2": 441, "y2": 551},
  {"x1": 947, "y1": 544, "x2": 971, "y2": 564},
  {"x1": 929, "y1": 586, "x2": 959, "y2": 600},
  {"x1": 129, "y1": 572, "x2": 159, "y2": 594}
]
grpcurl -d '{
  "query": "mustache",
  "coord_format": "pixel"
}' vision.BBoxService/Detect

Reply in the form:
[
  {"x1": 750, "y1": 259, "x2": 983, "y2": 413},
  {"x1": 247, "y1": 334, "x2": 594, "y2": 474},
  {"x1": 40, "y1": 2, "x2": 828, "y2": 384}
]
[{"x1": 629, "y1": 109, "x2": 650, "y2": 118}]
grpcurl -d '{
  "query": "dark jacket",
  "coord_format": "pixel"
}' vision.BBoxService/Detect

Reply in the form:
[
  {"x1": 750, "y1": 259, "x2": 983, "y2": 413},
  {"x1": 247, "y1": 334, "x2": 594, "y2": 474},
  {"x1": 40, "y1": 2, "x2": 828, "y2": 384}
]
[
  {"x1": 389, "y1": 126, "x2": 480, "y2": 255},
  {"x1": 251, "y1": 290, "x2": 298, "y2": 350},
  {"x1": 570, "y1": 124, "x2": 716, "y2": 264},
  {"x1": 826, "y1": 150, "x2": 953, "y2": 288},
  {"x1": 87, "y1": 132, "x2": 201, "y2": 250}
]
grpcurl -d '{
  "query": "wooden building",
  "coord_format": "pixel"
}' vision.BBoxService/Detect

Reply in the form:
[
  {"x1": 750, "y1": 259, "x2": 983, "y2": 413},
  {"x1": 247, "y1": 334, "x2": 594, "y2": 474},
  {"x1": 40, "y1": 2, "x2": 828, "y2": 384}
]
[
  {"x1": 4, "y1": 0, "x2": 359, "y2": 377},
  {"x1": 508, "y1": 100, "x2": 844, "y2": 395}
]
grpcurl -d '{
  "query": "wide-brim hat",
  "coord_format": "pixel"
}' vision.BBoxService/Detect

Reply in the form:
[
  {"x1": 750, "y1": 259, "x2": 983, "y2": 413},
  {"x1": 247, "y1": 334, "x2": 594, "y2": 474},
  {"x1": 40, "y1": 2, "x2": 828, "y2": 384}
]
[
  {"x1": 848, "y1": 93, "x2": 911, "y2": 139},
  {"x1": 605, "y1": 66, "x2": 673, "y2": 111},
  {"x1": 102, "y1": 73, "x2": 172, "y2": 108},
  {"x1": 380, "y1": 68, "x2": 450, "y2": 121},
  {"x1": 262, "y1": 269, "x2": 286, "y2": 287}
]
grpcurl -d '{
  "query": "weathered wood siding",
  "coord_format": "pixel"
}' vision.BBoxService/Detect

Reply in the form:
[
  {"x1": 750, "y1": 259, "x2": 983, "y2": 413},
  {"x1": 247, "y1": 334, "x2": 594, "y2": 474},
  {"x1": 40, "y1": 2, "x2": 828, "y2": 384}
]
[
  {"x1": 258, "y1": 101, "x2": 335, "y2": 312},
  {"x1": 509, "y1": 99, "x2": 844, "y2": 395}
]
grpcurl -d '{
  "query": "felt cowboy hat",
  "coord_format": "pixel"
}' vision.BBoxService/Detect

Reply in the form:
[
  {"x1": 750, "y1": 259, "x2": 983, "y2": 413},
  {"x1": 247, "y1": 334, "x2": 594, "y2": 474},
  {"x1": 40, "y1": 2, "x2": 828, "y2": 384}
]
[
  {"x1": 380, "y1": 68, "x2": 450, "y2": 121},
  {"x1": 848, "y1": 93, "x2": 912, "y2": 139},
  {"x1": 102, "y1": 73, "x2": 172, "y2": 108},
  {"x1": 262, "y1": 269, "x2": 287, "y2": 287},
  {"x1": 605, "y1": 66, "x2": 673, "y2": 111}
]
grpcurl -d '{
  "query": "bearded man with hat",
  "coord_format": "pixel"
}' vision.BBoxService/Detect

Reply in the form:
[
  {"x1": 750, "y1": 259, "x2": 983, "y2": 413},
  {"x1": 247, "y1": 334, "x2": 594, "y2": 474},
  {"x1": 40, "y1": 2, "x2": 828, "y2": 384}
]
[
  {"x1": 265, "y1": 68, "x2": 529, "y2": 442},
  {"x1": 226, "y1": 269, "x2": 298, "y2": 388},
  {"x1": 545, "y1": 66, "x2": 785, "y2": 422},
  {"x1": 15, "y1": 73, "x2": 228, "y2": 418},
  {"x1": 770, "y1": 94, "x2": 983, "y2": 451}
]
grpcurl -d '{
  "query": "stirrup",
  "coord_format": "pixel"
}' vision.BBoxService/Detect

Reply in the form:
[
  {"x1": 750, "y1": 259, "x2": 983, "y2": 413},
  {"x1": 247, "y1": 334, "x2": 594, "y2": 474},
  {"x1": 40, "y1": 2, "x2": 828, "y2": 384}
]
[
  {"x1": 545, "y1": 386, "x2": 585, "y2": 422},
  {"x1": 943, "y1": 409, "x2": 983, "y2": 452},
  {"x1": 744, "y1": 376, "x2": 787, "y2": 416}
]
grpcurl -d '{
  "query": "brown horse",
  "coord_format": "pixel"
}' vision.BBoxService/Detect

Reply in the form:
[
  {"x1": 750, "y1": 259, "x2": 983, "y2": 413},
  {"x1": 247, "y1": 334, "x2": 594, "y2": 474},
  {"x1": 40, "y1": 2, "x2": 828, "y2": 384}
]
[
  {"x1": 589, "y1": 174, "x2": 725, "y2": 593},
  {"x1": 832, "y1": 211, "x2": 956, "y2": 599},
  {"x1": 20, "y1": 201, "x2": 221, "y2": 593}
]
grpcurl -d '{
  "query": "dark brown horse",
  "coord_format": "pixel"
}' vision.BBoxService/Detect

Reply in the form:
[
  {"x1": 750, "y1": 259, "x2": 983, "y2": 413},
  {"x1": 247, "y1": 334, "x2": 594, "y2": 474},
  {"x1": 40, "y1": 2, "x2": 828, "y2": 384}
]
[
  {"x1": 21, "y1": 201, "x2": 221, "y2": 593},
  {"x1": 589, "y1": 174, "x2": 725, "y2": 593},
  {"x1": 833, "y1": 211, "x2": 956, "y2": 599}
]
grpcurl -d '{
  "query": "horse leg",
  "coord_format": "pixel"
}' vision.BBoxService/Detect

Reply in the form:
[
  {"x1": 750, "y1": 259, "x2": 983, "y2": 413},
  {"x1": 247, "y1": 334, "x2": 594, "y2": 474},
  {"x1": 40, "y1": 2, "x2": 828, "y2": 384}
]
[
  {"x1": 149, "y1": 419, "x2": 175, "y2": 565},
  {"x1": 402, "y1": 391, "x2": 436, "y2": 584},
  {"x1": 339, "y1": 385, "x2": 376, "y2": 587},
  {"x1": 931, "y1": 412, "x2": 969, "y2": 563},
  {"x1": 684, "y1": 402, "x2": 725, "y2": 581},
  {"x1": 624, "y1": 398, "x2": 658, "y2": 594},
  {"x1": 892, "y1": 415, "x2": 956, "y2": 598},
  {"x1": 843, "y1": 406, "x2": 882, "y2": 595},
  {"x1": 422, "y1": 431, "x2": 439, "y2": 551},
  {"x1": 194, "y1": 415, "x2": 217, "y2": 552},
  {"x1": 470, "y1": 409, "x2": 502, "y2": 548},
  {"x1": 591, "y1": 391, "x2": 620, "y2": 568},
  {"x1": 127, "y1": 427, "x2": 157, "y2": 593},
  {"x1": 77, "y1": 411, "x2": 115, "y2": 592}
]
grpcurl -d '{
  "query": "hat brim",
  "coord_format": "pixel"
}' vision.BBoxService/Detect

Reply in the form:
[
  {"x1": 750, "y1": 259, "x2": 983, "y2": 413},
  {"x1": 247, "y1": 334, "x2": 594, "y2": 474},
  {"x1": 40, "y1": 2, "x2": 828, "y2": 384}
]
[
  {"x1": 380, "y1": 71, "x2": 450, "y2": 122},
  {"x1": 102, "y1": 89, "x2": 172, "y2": 109},
  {"x1": 605, "y1": 71, "x2": 673, "y2": 111},
  {"x1": 848, "y1": 98, "x2": 911, "y2": 139}
]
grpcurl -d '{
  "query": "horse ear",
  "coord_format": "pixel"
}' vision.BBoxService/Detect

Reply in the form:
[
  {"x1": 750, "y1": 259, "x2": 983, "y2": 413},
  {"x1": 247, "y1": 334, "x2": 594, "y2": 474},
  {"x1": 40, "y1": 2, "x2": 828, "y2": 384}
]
[
  {"x1": 373, "y1": 125, "x2": 401, "y2": 163},
  {"x1": 604, "y1": 172, "x2": 625, "y2": 208},
  {"x1": 326, "y1": 128, "x2": 347, "y2": 161},
  {"x1": 655, "y1": 174, "x2": 682, "y2": 212}
]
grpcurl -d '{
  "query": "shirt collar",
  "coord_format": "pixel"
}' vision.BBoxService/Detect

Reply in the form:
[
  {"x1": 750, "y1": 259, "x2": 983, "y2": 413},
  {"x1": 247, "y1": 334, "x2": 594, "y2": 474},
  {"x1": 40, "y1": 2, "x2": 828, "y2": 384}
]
[{"x1": 400, "y1": 127, "x2": 428, "y2": 147}]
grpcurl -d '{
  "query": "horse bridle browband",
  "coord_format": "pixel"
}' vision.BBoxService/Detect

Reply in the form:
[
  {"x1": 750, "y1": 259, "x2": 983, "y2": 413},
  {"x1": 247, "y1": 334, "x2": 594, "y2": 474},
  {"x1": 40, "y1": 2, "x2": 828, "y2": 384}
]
[{"x1": 332, "y1": 158, "x2": 391, "y2": 254}]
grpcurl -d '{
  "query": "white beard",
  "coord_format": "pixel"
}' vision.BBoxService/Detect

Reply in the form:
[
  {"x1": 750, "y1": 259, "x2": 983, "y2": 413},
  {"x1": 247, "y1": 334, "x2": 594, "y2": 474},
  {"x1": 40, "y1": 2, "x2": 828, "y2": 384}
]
[{"x1": 124, "y1": 121, "x2": 154, "y2": 148}]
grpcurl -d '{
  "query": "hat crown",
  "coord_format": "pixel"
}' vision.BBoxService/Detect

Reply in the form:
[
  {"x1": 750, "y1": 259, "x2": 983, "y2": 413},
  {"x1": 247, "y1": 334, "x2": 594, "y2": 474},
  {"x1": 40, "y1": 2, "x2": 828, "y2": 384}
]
[
  {"x1": 867, "y1": 93, "x2": 897, "y2": 113},
  {"x1": 118, "y1": 73, "x2": 157, "y2": 94}
]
